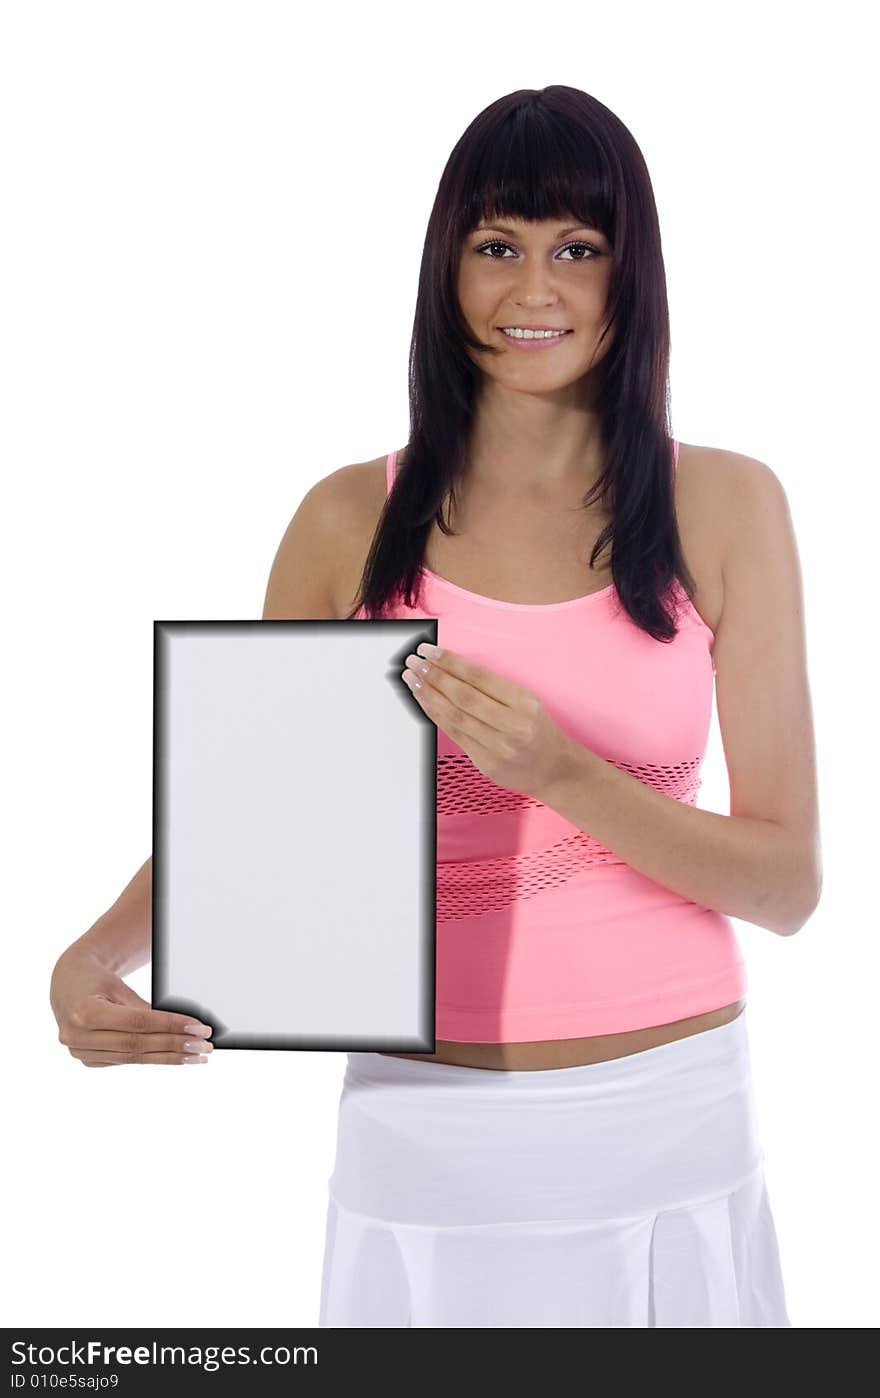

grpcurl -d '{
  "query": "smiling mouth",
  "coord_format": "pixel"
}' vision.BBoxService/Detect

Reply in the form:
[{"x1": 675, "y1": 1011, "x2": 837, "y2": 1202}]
[
  {"x1": 498, "y1": 327, "x2": 572, "y2": 335},
  {"x1": 496, "y1": 327, "x2": 574, "y2": 347}
]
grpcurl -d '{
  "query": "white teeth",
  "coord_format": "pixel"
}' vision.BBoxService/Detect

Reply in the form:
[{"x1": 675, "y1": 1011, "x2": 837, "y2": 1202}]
[{"x1": 500, "y1": 327, "x2": 569, "y2": 340}]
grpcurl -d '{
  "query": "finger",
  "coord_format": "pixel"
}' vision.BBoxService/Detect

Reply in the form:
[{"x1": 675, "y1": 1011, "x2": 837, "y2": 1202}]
[
  {"x1": 406, "y1": 676, "x2": 502, "y2": 760},
  {"x1": 405, "y1": 654, "x2": 520, "y2": 738},
  {"x1": 64, "y1": 992, "x2": 213, "y2": 1042},
  {"x1": 406, "y1": 670, "x2": 507, "y2": 746},
  {"x1": 72, "y1": 1048, "x2": 212, "y2": 1067},
  {"x1": 62, "y1": 1027, "x2": 215, "y2": 1058},
  {"x1": 414, "y1": 645, "x2": 522, "y2": 707},
  {"x1": 422, "y1": 665, "x2": 517, "y2": 732}
]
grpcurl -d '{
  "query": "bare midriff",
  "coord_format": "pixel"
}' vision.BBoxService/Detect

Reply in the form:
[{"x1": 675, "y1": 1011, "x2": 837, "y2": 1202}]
[{"x1": 378, "y1": 1000, "x2": 747, "y2": 1071}]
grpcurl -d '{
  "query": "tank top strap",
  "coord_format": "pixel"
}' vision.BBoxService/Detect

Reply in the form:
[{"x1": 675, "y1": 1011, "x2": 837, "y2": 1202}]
[
  {"x1": 672, "y1": 437, "x2": 680, "y2": 470},
  {"x1": 386, "y1": 449, "x2": 398, "y2": 497}
]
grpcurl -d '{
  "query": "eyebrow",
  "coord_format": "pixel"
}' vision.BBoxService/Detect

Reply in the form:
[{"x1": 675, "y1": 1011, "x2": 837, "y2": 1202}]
[{"x1": 474, "y1": 223, "x2": 598, "y2": 239}]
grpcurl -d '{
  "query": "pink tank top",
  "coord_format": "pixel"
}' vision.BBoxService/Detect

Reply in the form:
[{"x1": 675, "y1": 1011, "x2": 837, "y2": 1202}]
[{"x1": 357, "y1": 440, "x2": 746, "y2": 1042}]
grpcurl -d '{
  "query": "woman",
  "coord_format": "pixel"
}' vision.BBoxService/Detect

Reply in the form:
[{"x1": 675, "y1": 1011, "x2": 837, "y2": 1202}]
[
  {"x1": 301, "y1": 86, "x2": 820, "y2": 1327},
  {"x1": 50, "y1": 84, "x2": 819, "y2": 1327}
]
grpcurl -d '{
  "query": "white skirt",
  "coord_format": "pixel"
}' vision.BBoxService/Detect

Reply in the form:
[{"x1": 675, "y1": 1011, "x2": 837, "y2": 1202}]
[{"x1": 318, "y1": 1008, "x2": 790, "y2": 1327}]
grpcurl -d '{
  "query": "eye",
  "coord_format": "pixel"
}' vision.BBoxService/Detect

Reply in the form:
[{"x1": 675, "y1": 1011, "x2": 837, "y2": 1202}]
[
  {"x1": 557, "y1": 240, "x2": 600, "y2": 262},
  {"x1": 474, "y1": 238, "x2": 601, "y2": 262}
]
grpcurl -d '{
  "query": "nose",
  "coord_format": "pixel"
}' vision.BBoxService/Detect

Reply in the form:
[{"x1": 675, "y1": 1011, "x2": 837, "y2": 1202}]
[{"x1": 512, "y1": 267, "x2": 561, "y2": 307}]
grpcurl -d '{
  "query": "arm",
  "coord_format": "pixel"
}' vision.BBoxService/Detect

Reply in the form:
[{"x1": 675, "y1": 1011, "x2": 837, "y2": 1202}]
[
  {"x1": 541, "y1": 454, "x2": 822, "y2": 937},
  {"x1": 60, "y1": 463, "x2": 346, "y2": 977},
  {"x1": 261, "y1": 463, "x2": 355, "y2": 622},
  {"x1": 51, "y1": 466, "x2": 351, "y2": 1063},
  {"x1": 65, "y1": 855, "x2": 153, "y2": 976}
]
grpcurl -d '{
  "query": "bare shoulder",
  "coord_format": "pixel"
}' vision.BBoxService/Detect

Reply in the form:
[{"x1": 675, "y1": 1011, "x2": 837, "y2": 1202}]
[
  {"x1": 318, "y1": 454, "x2": 387, "y2": 550},
  {"x1": 261, "y1": 455, "x2": 387, "y2": 621},
  {"x1": 677, "y1": 439, "x2": 786, "y2": 513},
  {"x1": 331, "y1": 453, "x2": 393, "y2": 616},
  {"x1": 681, "y1": 442, "x2": 793, "y2": 577},
  {"x1": 674, "y1": 442, "x2": 791, "y2": 630},
  {"x1": 706, "y1": 443, "x2": 803, "y2": 644},
  {"x1": 671, "y1": 441, "x2": 737, "y2": 633}
]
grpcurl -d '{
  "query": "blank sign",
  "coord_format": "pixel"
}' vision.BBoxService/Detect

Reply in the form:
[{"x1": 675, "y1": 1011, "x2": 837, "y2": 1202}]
[{"x1": 151, "y1": 619, "x2": 439, "y2": 1051}]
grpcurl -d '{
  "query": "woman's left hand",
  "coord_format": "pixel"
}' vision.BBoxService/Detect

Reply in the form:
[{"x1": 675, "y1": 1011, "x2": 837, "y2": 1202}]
[{"x1": 400, "y1": 642, "x2": 575, "y2": 801}]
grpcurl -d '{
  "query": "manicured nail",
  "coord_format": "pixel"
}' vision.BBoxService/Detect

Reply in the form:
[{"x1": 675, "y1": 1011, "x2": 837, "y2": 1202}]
[{"x1": 183, "y1": 1023, "x2": 212, "y2": 1036}]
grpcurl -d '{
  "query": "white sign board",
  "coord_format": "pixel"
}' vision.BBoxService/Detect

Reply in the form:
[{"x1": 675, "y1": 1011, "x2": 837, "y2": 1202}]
[{"x1": 151, "y1": 619, "x2": 439, "y2": 1051}]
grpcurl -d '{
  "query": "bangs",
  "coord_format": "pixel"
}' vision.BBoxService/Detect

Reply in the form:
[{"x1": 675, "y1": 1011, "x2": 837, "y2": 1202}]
[{"x1": 457, "y1": 108, "x2": 616, "y2": 245}]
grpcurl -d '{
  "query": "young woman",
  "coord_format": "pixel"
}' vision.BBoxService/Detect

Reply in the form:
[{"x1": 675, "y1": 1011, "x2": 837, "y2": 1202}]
[
  {"x1": 51, "y1": 84, "x2": 819, "y2": 1327},
  {"x1": 295, "y1": 86, "x2": 819, "y2": 1327}
]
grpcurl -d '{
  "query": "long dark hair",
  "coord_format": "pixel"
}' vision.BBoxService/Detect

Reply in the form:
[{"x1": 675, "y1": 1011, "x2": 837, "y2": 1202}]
[{"x1": 344, "y1": 84, "x2": 696, "y2": 641}]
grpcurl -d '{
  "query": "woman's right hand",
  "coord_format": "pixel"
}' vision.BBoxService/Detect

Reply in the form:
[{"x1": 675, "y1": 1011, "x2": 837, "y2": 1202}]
[{"x1": 50, "y1": 946, "x2": 214, "y2": 1067}]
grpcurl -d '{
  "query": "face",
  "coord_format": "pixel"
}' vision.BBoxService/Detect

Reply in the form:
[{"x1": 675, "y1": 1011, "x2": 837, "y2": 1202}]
[{"x1": 456, "y1": 215, "x2": 614, "y2": 391}]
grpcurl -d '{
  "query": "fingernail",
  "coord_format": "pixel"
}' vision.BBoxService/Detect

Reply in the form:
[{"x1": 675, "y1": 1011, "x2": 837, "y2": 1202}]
[
  {"x1": 183, "y1": 1040, "x2": 213, "y2": 1054},
  {"x1": 183, "y1": 1023, "x2": 212, "y2": 1036},
  {"x1": 182, "y1": 1055, "x2": 208, "y2": 1064}
]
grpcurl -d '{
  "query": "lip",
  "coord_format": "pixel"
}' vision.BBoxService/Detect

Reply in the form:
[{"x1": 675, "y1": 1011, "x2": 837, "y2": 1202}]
[{"x1": 496, "y1": 327, "x2": 573, "y2": 351}]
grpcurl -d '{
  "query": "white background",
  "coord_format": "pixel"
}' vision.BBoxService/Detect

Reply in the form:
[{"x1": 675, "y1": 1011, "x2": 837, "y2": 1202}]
[{"x1": 3, "y1": 0, "x2": 876, "y2": 1330}]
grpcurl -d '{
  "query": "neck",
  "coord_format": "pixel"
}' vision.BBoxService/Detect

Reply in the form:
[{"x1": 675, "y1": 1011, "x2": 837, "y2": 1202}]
[{"x1": 463, "y1": 374, "x2": 606, "y2": 494}]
